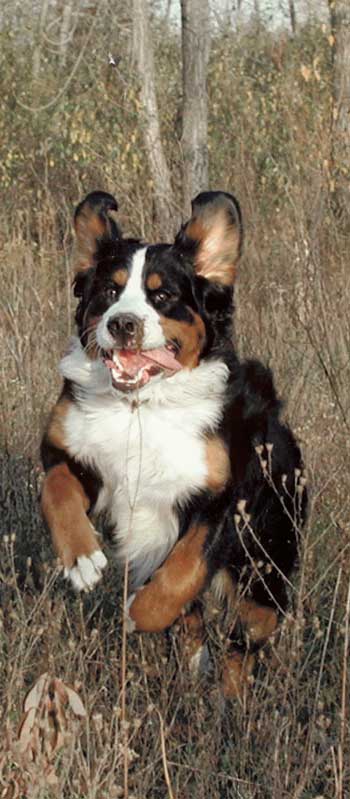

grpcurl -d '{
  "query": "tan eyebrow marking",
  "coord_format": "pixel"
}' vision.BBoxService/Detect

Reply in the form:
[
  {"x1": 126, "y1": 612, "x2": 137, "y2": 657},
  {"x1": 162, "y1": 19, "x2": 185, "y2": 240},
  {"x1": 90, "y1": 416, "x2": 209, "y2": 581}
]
[
  {"x1": 112, "y1": 268, "x2": 128, "y2": 287},
  {"x1": 146, "y1": 273, "x2": 162, "y2": 291}
]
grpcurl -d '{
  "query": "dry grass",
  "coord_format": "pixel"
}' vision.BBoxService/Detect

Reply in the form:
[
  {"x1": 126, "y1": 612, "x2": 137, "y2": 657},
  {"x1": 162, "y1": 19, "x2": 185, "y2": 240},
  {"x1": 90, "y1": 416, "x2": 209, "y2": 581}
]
[
  {"x1": 1, "y1": 12, "x2": 350, "y2": 799},
  {"x1": 0, "y1": 455, "x2": 349, "y2": 797},
  {"x1": 1, "y1": 205, "x2": 349, "y2": 797}
]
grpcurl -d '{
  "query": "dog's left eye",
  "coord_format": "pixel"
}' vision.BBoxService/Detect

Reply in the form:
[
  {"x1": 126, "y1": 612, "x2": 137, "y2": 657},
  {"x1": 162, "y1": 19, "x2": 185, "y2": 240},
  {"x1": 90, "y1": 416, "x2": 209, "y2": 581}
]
[
  {"x1": 105, "y1": 287, "x2": 119, "y2": 300},
  {"x1": 153, "y1": 290, "x2": 172, "y2": 305}
]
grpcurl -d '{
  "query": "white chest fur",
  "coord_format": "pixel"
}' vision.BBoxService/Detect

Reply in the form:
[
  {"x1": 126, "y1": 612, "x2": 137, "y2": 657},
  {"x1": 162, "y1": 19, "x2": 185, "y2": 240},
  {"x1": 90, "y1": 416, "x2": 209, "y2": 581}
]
[{"x1": 61, "y1": 345, "x2": 228, "y2": 587}]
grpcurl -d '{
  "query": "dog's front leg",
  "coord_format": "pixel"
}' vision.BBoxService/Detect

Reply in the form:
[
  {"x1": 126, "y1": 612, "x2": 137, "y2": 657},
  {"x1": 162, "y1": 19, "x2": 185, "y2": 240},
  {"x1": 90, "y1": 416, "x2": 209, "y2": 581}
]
[
  {"x1": 41, "y1": 462, "x2": 107, "y2": 591},
  {"x1": 127, "y1": 523, "x2": 209, "y2": 633}
]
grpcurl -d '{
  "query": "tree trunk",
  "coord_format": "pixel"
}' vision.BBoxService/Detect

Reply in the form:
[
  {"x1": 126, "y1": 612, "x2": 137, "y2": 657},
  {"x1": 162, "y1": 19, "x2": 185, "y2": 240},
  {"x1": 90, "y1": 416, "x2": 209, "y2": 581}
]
[
  {"x1": 132, "y1": 0, "x2": 177, "y2": 240},
  {"x1": 253, "y1": 0, "x2": 260, "y2": 18},
  {"x1": 60, "y1": 3, "x2": 73, "y2": 68},
  {"x1": 32, "y1": 0, "x2": 49, "y2": 80},
  {"x1": 180, "y1": 0, "x2": 210, "y2": 216},
  {"x1": 288, "y1": 0, "x2": 297, "y2": 35},
  {"x1": 329, "y1": 0, "x2": 350, "y2": 220}
]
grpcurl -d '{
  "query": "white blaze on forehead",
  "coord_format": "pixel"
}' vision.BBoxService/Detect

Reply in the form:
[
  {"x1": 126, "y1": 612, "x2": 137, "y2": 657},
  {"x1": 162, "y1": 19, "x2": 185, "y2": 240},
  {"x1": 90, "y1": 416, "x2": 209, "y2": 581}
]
[
  {"x1": 96, "y1": 246, "x2": 166, "y2": 351},
  {"x1": 115, "y1": 247, "x2": 148, "y2": 313}
]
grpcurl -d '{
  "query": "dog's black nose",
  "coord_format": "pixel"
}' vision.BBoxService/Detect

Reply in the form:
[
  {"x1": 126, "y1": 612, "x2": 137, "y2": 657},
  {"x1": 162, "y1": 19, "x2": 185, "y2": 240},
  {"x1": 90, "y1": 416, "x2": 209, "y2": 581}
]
[{"x1": 107, "y1": 313, "x2": 144, "y2": 346}]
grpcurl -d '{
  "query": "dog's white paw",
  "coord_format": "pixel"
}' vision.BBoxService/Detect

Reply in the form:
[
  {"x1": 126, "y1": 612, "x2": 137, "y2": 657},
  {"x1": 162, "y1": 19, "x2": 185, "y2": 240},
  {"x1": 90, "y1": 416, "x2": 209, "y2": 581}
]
[{"x1": 64, "y1": 550, "x2": 107, "y2": 592}]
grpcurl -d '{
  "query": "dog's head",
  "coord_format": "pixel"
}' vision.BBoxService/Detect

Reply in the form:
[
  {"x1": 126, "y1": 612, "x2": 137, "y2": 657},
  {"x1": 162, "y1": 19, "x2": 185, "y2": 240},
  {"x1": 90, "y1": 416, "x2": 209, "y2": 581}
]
[{"x1": 73, "y1": 190, "x2": 243, "y2": 393}]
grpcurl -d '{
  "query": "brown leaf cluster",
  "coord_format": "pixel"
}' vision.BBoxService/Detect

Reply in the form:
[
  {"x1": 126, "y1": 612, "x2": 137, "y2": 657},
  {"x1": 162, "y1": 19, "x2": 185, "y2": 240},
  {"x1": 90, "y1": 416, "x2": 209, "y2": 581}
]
[{"x1": 0, "y1": 673, "x2": 86, "y2": 798}]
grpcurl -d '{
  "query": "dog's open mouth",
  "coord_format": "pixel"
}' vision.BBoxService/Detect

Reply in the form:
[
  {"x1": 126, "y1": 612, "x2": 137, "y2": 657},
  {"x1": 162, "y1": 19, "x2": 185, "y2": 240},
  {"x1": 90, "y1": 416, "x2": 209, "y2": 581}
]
[{"x1": 103, "y1": 344, "x2": 182, "y2": 392}]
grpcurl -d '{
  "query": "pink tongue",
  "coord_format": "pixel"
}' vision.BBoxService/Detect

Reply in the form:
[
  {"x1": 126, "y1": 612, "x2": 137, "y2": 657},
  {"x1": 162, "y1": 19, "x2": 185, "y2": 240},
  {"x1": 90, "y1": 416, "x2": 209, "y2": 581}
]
[{"x1": 113, "y1": 348, "x2": 182, "y2": 378}]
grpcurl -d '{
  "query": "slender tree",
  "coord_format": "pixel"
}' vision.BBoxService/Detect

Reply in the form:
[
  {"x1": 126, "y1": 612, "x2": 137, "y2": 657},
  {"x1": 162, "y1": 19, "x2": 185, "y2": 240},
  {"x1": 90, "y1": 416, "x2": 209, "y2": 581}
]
[
  {"x1": 59, "y1": 3, "x2": 73, "y2": 68},
  {"x1": 32, "y1": 0, "x2": 49, "y2": 79},
  {"x1": 329, "y1": 0, "x2": 350, "y2": 219},
  {"x1": 180, "y1": 0, "x2": 210, "y2": 215},
  {"x1": 132, "y1": 0, "x2": 176, "y2": 238},
  {"x1": 288, "y1": 0, "x2": 297, "y2": 35}
]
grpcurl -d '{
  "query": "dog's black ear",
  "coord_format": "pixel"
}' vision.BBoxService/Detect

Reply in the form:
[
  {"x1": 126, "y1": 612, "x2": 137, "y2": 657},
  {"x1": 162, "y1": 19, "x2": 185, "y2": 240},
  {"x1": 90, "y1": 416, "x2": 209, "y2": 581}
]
[
  {"x1": 176, "y1": 191, "x2": 243, "y2": 286},
  {"x1": 73, "y1": 191, "x2": 122, "y2": 273}
]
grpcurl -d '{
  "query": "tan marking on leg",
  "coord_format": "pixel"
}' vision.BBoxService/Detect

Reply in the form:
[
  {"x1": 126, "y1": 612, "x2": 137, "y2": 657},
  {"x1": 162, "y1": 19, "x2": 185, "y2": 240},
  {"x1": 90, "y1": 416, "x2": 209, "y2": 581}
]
[
  {"x1": 177, "y1": 604, "x2": 210, "y2": 675},
  {"x1": 238, "y1": 599, "x2": 278, "y2": 643},
  {"x1": 112, "y1": 268, "x2": 128, "y2": 287},
  {"x1": 146, "y1": 273, "x2": 162, "y2": 290},
  {"x1": 41, "y1": 463, "x2": 100, "y2": 569},
  {"x1": 128, "y1": 525, "x2": 209, "y2": 632},
  {"x1": 46, "y1": 397, "x2": 71, "y2": 451},
  {"x1": 205, "y1": 436, "x2": 230, "y2": 493},
  {"x1": 160, "y1": 313, "x2": 206, "y2": 369},
  {"x1": 180, "y1": 606, "x2": 209, "y2": 677},
  {"x1": 183, "y1": 605, "x2": 204, "y2": 634},
  {"x1": 222, "y1": 651, "x2": 255, "y2": 699},
  {"x1": 181, "y1": 605, "x2": 205, "y2": 661}
]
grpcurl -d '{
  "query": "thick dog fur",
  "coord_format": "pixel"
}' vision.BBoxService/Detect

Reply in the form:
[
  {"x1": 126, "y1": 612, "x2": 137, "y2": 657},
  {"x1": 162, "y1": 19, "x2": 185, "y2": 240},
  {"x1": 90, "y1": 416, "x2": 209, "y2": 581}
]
[{"x1": 41, "y1": 190, "x2": 307, "y2": 696}]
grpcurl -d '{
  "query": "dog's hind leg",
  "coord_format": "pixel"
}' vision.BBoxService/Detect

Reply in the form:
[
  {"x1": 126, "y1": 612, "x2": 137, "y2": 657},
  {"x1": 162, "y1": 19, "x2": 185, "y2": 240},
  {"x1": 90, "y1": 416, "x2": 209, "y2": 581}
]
[
  {"x1": 126, "y1": 524, "x2": 210, "y2": 633},
  {"x1": 222, "y1": 602, "x2": 279, "y2": 699},
  {"x1": 221, "y1": 573, "x2": 285, "y2": 699},
  {"x1": 178, "y1": 601, "x2": 210, "y2": 676}
]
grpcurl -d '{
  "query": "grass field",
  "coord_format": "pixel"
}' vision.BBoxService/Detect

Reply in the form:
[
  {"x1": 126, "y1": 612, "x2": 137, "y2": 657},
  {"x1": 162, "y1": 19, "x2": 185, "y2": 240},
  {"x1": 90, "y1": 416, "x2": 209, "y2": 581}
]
[{"x1": 1, "y1": 10, "x2": 350, "y2": 798}]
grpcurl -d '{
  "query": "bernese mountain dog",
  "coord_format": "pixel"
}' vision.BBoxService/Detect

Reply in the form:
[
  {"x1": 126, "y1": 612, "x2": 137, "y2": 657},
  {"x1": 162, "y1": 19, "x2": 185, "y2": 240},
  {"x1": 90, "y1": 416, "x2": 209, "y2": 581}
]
[{"x1": 41, "y1": 190, "x2": 307, "y2": 697}]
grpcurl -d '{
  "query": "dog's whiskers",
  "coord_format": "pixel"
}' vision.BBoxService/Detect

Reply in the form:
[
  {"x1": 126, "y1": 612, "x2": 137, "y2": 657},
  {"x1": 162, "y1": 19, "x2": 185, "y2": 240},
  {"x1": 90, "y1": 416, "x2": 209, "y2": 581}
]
[{"x1": 83, "y1": 328, "x2": 103, "y2": 358}]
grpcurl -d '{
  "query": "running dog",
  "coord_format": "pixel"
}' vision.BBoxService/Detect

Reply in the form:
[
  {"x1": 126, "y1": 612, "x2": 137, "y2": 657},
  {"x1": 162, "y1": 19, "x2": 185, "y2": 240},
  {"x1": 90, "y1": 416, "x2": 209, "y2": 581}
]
[{"x1": 41, "y1": 190, "x2": 307, "y2": 695}]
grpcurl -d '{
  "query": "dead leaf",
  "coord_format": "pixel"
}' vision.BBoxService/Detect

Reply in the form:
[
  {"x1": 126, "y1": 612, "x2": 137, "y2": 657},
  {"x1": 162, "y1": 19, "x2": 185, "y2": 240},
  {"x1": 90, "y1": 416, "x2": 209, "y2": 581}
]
[
  {"x1": 300, "y1": 65, "x2": 311, "y2": 83},
  {"x1": 15, "y1": 672, "x2": 87, "y2": 789},
  {"x1": 23, "y1": 672, "x2": 48, "y2": 712},
  {"x1": 18, "y1": 707, "x2": 37, "y2": 754},
  {"x1": 65, "y1": 686, "x2": 87, "y2": 717}
]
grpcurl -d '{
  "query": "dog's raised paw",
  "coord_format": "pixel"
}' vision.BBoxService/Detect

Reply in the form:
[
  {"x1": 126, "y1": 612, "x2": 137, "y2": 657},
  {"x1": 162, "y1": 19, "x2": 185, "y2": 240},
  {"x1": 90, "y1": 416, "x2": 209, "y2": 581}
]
[{"x1": 64, "y1": 550, "x2": 108, "y2": 592}]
